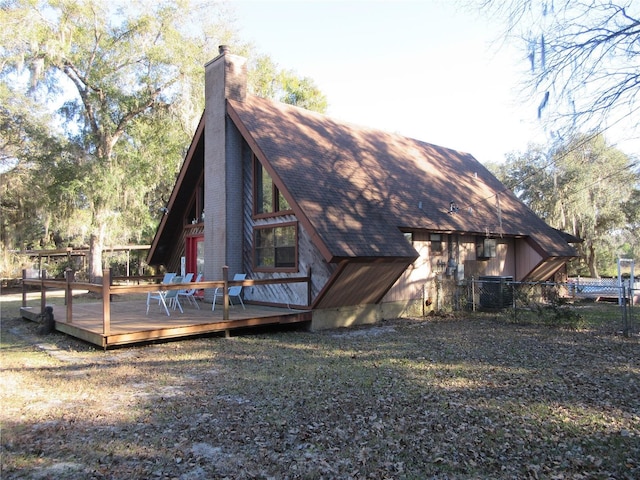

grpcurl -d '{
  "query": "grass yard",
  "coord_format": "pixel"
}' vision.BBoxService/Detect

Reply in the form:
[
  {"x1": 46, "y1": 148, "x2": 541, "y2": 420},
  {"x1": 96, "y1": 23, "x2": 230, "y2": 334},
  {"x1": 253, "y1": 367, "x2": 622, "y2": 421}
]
[{"x1": 1, "y1": 295, "x2": 639, "y2": 479}]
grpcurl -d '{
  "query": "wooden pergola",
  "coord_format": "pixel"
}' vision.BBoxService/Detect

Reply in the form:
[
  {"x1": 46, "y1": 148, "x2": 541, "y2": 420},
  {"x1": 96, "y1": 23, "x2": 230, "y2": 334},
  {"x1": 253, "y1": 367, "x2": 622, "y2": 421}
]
[{"x1": 19, "y1": 245, "x2": 151, "y2": 278}]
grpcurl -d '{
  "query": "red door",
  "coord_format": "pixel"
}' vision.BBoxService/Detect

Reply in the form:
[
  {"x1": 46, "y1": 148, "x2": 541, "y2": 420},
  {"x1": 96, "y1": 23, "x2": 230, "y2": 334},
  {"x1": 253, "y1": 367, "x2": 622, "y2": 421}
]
[{"x1": 186, "y1": 235, "x2": 204, "y2": 275}]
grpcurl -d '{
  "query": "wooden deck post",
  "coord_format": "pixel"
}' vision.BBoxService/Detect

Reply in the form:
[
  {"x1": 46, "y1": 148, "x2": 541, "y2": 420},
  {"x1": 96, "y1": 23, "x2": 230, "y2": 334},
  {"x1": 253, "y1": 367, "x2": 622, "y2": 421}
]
[
  {"x1": 40, "y1": 269, "x2": 47, "y2": 313},
  {"x1": 109, "y1": 267, "x2": 114, "y2": 302},
  {"x1": 102, "y1": 268, "x2": 111, "y2": 336},
  {"x1": 22, "y1": 269, "x2": 27, "y2": 307},
  {"x1": 222, "y1": 266, "x2": 229, "y2": 321},
  {"x1": 65, "y1": 269, "x2": 74, "y2": 324}
]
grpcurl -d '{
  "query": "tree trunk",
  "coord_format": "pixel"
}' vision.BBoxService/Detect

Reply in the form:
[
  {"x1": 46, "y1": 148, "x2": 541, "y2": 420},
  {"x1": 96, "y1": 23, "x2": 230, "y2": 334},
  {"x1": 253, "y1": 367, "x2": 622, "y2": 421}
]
[
  {"x1": 88, "y1": 233, "x2": 104, "y2": 284},
  {"x1": 587, "y1": 243, "x2": 599, "y2": 278}
]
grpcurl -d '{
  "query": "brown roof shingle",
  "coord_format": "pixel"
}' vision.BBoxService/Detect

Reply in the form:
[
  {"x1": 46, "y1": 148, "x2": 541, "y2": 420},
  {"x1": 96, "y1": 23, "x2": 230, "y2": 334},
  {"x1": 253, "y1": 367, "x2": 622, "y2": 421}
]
[{"x1": 228, "y1": 95, "x2": 576, "y2": 260}]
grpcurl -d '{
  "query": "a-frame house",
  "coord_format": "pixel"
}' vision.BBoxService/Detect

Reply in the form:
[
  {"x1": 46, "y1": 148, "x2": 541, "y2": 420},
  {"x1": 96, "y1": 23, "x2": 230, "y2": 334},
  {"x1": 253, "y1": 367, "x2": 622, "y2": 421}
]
[{"x1": 147, "y1": 46, "x2": 577, "y2": 329}]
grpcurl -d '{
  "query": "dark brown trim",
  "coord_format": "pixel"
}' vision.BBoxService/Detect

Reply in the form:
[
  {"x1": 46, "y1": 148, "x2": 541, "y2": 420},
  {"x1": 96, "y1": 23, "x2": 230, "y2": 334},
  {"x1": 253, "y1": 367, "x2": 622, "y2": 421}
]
[
  {"x1": 252, "y1": 221, "x2": 299, "y2": 273},
  {"x1": 253, "y1": 210, "x2": 295, "y2": 221}
]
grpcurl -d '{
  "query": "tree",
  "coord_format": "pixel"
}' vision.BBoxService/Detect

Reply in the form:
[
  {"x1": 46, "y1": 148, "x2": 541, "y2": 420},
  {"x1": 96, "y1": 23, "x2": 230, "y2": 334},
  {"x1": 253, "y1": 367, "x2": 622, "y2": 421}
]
[
  {"x1": 1, "y1": 0, "x2": 327, "y2": 282},
  {"x1": 1, "y1": 0, "x2": 232, "y2": 281},
  {"x1": 247, "y1": 54, "x2": 328, "y2": 113},
  {"x1": 494, "y1": 134, "x2": 638, "y2": 277},
  {"x1": 0, "y1": 82, "x2": 75, "y2": 253},
  {"x1": 472, "y1": 0, "x2": 640, "y2": 138},
  {"x1": 491, "y1": 144, "x2": 555, "y2": 221},
  {"x1": 619, "y1": 187, "x2": 640, "y2": 260}
]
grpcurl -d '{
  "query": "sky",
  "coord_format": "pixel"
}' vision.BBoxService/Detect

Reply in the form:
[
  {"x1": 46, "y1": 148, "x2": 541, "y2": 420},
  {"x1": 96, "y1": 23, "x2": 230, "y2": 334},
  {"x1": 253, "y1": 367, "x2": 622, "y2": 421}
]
[
  {"x1": 228, "y1": 0, "x2": 639, "y2": 165},
  {"x1": 228, "y1": 0, "x2": 550, "y2": 165}
]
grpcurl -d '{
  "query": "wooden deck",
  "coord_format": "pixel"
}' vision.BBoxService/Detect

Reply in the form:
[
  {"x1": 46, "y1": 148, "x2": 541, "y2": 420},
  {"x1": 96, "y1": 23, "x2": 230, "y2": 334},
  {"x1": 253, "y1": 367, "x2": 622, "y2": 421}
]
[{"x1": 20, "y1": 299, "x2": 312, "y2": 349}]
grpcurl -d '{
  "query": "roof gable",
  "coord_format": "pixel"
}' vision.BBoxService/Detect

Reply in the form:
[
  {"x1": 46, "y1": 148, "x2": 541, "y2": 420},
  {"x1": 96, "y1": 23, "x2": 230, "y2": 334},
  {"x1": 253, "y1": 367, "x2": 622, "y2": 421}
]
[{"x1": 148, "y1": 114, "x2": 205, "y2": 265}]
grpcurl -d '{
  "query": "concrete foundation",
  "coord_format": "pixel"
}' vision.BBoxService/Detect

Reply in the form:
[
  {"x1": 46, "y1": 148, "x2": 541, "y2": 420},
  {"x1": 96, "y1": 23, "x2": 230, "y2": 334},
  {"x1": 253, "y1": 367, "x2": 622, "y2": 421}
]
[{"x1": 310, "y1": 299, "x2": 426, "y2": 330}]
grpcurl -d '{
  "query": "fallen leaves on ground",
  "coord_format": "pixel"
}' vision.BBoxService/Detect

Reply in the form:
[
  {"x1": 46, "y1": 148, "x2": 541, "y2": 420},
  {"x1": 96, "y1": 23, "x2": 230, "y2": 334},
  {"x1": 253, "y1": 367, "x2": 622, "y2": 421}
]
[{"x1": 1, "y1": 315, "x2": 639, "y2": 479}]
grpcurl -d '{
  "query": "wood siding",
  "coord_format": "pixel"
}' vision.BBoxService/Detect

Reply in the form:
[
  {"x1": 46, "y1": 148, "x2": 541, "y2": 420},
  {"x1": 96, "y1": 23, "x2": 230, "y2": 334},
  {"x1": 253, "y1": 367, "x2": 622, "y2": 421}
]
[
  {"x1": 166, "y1": 224, "x2": 204, "y2": 274},
  {"x1": 241, "y1": 140, "x2": 334, "y2": 307},
  {"x1": 526, "y1": 257, "x2": 567, "y2": 282},
  {"x1": 384, "y1": 234, "x2": 521, "y2": 304},
  {"x1": 315, "y1": 260, "x2": 410, "y2": 309},
  {"x1": 515, "y1": 238, "x2": 544, "y2": 281},
  {"x1": 383, "y1": 238, "x2": 430, "y2": 303},
  {"x1": 463, "y1": 237, "x2": 516, "y2": 280}
]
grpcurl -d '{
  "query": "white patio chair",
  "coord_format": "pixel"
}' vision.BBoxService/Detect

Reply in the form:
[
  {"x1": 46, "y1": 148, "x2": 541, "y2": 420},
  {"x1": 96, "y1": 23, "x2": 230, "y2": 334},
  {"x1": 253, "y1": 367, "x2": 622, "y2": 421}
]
[
  {"x1": 178, "y1": 273, "x2": 202, "y2": 309},
  {"x1": 146, "y1": 272, "x2": 176, "y2": 315},
  {"x1": 212, "y1": 273, "x2": 246, "y2": 311},
  {"x1": 165, "y1": 275, "x2": 185, "y2": 315},
  {"x1": 170, "y1": 272, "x2": 193, "y2": 311}
]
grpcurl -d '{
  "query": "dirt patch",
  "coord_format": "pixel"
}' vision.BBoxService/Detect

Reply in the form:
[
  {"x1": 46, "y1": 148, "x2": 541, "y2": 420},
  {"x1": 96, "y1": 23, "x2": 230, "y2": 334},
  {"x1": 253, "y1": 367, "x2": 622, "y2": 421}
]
[{"x1": 1, "y1": 313, "x2": 639, "y2": 479}]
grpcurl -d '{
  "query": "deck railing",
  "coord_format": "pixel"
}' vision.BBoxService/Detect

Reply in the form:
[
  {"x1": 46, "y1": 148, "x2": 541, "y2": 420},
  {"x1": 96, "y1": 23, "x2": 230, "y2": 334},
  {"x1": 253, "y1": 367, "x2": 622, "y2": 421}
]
[{"x1": 21, "y1": 266, "x2": 312, "y2": 336}]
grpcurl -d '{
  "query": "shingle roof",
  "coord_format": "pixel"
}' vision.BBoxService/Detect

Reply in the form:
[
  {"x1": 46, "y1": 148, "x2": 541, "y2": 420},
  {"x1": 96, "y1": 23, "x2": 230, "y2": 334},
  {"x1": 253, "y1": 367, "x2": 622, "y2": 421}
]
[{"x1": 228, "y1": 95, "x2": 576, "y2": 260}]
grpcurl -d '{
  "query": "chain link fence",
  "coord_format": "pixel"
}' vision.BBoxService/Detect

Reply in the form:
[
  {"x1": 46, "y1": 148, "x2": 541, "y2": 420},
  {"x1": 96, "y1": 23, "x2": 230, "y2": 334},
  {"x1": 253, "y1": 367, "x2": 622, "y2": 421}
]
[{"x1": 465, "y1": 277, "x2": 637, "y2": 336}]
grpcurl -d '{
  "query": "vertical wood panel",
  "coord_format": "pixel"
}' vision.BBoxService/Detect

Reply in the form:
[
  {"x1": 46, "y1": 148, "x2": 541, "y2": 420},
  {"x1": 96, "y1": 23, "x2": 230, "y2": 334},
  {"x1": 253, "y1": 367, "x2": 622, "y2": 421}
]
[
  {"x1": 384, "y1": 240, "x2": 430, "y2": 303},
  {"x1": 316, "y1": 261, "x2": 409, "y2": 309},
  {"x1": 515, "y1": 238, "x2": 544, "y2": 281}
]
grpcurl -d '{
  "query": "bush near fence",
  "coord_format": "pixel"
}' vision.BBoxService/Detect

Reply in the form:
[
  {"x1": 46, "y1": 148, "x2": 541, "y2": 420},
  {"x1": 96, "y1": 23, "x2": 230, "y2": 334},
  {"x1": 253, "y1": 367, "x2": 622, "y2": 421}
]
[{"x1": 466, "y1": 278, "x2": 636, "y2": 334}]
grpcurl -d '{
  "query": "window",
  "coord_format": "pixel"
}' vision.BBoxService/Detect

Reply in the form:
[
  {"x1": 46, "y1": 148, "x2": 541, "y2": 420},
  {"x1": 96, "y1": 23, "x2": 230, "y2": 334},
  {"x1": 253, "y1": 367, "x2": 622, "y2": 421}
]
[
  {"x1": 476, "y1": 238, "x2": 497, "y2": 259},
  {"x1": 430, "y1": 234, "x2": 444, "y2": 254},
  {"x1": 185, "y1": 173, "x2": 205, "y2": 225},
  {"x1": 254, "y1": 223, "x2": 297, "y2": 271},
  {"x1": 254, "y1": 158, "x2": 291, "y2": 217}
]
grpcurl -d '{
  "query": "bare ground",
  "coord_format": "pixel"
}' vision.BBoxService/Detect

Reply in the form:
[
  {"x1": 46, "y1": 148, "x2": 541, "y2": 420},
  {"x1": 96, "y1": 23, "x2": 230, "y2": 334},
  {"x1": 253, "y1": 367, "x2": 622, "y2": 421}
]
[{"x1": 1, "y1": 304, "x2": 639, "y2": 479}]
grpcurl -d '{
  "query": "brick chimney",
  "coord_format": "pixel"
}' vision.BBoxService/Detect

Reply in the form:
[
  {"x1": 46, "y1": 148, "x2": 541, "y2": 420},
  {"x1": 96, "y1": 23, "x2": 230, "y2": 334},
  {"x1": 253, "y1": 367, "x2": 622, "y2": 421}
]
[{"x1": 203, "y1": 46, "x2": 247, "y2": 281}]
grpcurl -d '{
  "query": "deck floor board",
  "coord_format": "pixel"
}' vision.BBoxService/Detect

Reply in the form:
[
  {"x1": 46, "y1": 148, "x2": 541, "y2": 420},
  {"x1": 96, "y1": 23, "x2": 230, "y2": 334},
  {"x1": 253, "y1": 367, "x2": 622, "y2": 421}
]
[{"x1": 21, "y1": 299, "x2": 311, "y2": 348}]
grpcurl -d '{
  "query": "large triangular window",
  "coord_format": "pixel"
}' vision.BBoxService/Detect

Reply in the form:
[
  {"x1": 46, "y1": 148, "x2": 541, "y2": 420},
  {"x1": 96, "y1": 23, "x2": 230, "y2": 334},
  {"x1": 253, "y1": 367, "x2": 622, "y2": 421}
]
[{"x1": 254, "y1": 156, "x2": 291, "y2": 217}]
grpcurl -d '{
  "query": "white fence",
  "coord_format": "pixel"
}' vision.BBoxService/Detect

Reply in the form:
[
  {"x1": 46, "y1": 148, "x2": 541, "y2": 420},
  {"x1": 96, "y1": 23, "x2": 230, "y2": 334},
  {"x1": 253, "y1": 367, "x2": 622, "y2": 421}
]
[{"x1": 568, "y1": 277, "x2": 640, "y2": 305}]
